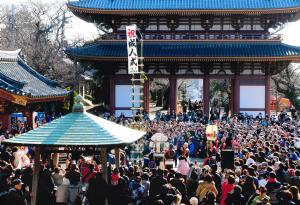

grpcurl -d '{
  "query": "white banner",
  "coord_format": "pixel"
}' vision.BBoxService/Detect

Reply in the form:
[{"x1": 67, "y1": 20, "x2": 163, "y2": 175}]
[{"x1": 126, "y1": 25, "x2": 139, "y2": 74}]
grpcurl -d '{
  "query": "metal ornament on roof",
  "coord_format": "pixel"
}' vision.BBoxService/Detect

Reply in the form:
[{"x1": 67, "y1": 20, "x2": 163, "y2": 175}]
[{"x1": 72, "y1": 95, "x2": 84, "y2": 112}]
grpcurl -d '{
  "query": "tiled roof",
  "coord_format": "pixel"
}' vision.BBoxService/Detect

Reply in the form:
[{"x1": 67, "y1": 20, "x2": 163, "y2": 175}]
[
  {"x1": 66, "y1": 41, "x2": 300, "y2": 59},
  {"x1": 3, "y1": 112, "x2": 145, "y2": 146},
  {"x1": 68, "y1": 0, "x2": 300, "y2": 11},
  {"x1": 0, "y1": 50, "x2": 68, "y2": 98},
  {"x1": 0, "y1": 49, "x2": 21, "y2": 62}
]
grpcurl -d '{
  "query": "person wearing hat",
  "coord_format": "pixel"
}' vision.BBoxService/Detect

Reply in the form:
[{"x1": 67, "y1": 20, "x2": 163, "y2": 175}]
[{"x1": 7, "y1": 179, "x2": 27, "y2": 205}]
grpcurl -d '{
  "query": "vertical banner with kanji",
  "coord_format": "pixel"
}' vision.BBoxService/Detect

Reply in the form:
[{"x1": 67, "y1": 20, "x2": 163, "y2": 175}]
[{"x1": 126, "y1": 25, "x2": 139, "y2": 74}]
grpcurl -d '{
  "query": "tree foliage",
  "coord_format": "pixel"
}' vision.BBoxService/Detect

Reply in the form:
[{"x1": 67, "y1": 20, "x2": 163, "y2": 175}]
[
  {"x1": 209, "y1": 79, "x2": 231, "y2": 113},
  {"x1": 272, "y1": 64, "x2": 300, "y2": 109},
  {"x1": 0, "y1": 1, "x2": 81, "y2": 87}
]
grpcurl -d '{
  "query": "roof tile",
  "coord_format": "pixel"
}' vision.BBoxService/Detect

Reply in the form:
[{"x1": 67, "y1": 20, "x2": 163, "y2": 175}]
[
  {"x1": 66, "y1": 41, "x2": 300, "y2": 58},
  {"x1": 68, "y1": 0, "x2": 300, "y2": 10}
]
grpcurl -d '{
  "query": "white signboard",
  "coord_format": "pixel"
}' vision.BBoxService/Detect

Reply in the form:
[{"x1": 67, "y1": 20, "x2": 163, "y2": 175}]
[{"x1": 126, "y1": 25, "x2": 139, "y2": 74}]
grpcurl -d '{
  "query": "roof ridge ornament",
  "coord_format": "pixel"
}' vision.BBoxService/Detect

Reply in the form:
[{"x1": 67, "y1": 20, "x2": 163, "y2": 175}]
[{"x1": 72, "y1": 95, "x2": 85, "y2": 112}]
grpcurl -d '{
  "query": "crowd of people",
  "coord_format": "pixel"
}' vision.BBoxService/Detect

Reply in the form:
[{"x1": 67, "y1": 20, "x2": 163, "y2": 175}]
[{"x1": 1, "y1": 109, "x2": 300, "y2": 205}]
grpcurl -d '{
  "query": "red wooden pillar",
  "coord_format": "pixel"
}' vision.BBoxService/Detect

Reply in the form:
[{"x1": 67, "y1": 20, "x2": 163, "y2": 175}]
[
  {"x1": 143, "y1": 79, "x2": 150, "y2": 113},
  {"x1": 109, "y1": 76, "x2": 115, "y2": 115},
  {"x1": 0, "y1": 114, "x2": 9, "y2": 130},
  {"x1": 24, "y1": 111, "x2": 33, "y2": 128},
  {"x1": 233, "y1": 75, "x2": 240, "y2": 114},
  {"x1": 265, "y1": 75, "x2": 271, "y2": 116},
  {"x1": 230, "y1": 79, "x2": 235, "y2": 117},
  {"x1": 203, "y1": 75, "x2": 210, "y2": 116},
  {"x1": 169, "y1": 75, "x2": 177, "y2": 113}
]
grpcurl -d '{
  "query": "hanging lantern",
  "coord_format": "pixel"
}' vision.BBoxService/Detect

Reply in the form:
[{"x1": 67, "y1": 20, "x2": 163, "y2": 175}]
[{"x1": 206, "y1": 125, "x2": 218, "y2": 141}]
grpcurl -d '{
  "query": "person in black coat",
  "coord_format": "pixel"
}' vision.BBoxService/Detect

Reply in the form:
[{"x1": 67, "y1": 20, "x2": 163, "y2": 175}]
[
  {"x1": 225, "y1": 185, "x2": 246, "y2": 205},
  {"x1": 170, "y1": 172, "x2": 188, "y2": 204},
  {"x1": 187, "y1": 170, "x2": 199, "y2": 200},
  {"x1": 36, "y1": 168, "x2": 55, "y2": 205},
  {"x1": 7, "y1": 179, "x2": 27, "y2": 205},
  {"x1": 108, "y1": 168, "x2": 130, "y2": 205},
  {"x1": 87, "y1": 172, "x2": 108, "y2": 205},
  {"x1": 149, "y1": 169, "x2": 168, "y2": 202}
]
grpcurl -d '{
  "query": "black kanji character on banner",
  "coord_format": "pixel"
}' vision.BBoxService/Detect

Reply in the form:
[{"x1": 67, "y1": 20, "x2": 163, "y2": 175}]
[
  {"x1": 129, "y1": 39, "x2": 136, "y2": 47},
  {"x1": 128, "y1": 48, "x2": 137, "y2": 57},
  {"x1": 130, "y1": 57, "x2": 138, "y2": 66}
]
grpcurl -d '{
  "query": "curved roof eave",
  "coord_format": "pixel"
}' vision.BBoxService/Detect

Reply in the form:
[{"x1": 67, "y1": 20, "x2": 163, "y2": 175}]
[
  {"x1": 68, "y1": 7, "x2": 300, "y2": 15},
  {"x1": 65, "y1": 41, "x2": 300, "y2": 63}
]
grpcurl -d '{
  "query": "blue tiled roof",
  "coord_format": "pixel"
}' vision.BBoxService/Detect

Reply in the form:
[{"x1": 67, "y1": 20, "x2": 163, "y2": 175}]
[
  {"x1": 3, "y1": 112, "x2": 145, "y2": 146},
  {"x1": 66, "y1": 41, "x2": 300, "y2": 59},
  {"x1": 0, "y1": 50, "x2": 68, "y2": 98},
  {"x1": 68, "y1": 0, "x2": 300, "y2": 11}
]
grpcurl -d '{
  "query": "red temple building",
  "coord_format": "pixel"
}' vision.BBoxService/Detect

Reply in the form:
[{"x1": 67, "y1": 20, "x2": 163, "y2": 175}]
[
  {"x1": 66, "y1": 0, "x2": 300, "y2": 117},
  {"x1": 0, "y1": 50, "x2": 68, "y2": 130}
]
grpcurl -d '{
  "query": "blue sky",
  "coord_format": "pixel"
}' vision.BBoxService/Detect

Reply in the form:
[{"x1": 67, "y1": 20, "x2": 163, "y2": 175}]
[{"x1": 4, "y1": 0, "x2": 300, "y2": 45}]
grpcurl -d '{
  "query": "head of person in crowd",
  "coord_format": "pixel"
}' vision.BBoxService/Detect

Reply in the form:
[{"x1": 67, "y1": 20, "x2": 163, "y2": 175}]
[{"x1": 11, "y1": 179, "x2": 24, "y2": 191}]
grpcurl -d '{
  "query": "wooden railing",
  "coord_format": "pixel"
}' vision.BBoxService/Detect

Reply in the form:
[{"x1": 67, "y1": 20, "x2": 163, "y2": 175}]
[{"x1": 108, "y1": 33, "x2": 283, "y2": 41}]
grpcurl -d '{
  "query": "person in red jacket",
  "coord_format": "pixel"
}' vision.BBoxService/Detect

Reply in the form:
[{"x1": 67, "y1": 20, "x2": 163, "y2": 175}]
[{"x1": 220, "y1": 174, "x2": 235, "y2": 205}]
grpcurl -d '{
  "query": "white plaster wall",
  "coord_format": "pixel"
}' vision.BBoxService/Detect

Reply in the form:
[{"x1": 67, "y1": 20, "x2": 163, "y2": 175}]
[
  {"x1": 115, "y1": 85, "x2": 140, "y2": 108},
  {"x1": 240, "y1": 86, "x2": 265, "y2": 109}
]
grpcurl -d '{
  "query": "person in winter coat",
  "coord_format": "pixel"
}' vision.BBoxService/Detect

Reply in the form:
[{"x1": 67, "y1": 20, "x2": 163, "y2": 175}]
[
  {"x1": 52, "y1": 167, "x2": 64, "y2": 187},
  {"x1": 37, "y1": 168, "x2": 55, "y2": 205},
  {"x1": 187, "y1": 169, "x2": 199, "y2": 199},
  {"x1": 7, "y1": 179, "x2": 27, "y2": 205},
  {"x1": 250, "y1": 186, "x2": 270, "y2": 205},
  {"x1": 289, "y1": 170, "x2": 300, "y2": 190},
  {"x1": 225, "y1": 185, "x2": 246, "y2": 205},
  {"x1": 195, "y1": 174, "x2": 218, "y2": 202},
  {"x1": 65, "y1": 164, "x2": 80, "y2": 186},
  {"x1": 149, "y1": 169, "x2": 168, "y2": 202},
  {"x1": 177, "y1": 156, "x2": 190, "y2": 181},
  {"x1": 154, "y1": 184, "x2": 179, "y2": 205},
  {"x1": 55, "y1": 177, "x2": 70, "y2": 205},
  {"x1": 220, "y1": 175, "x2": 235, "y2": 205},
  {"x1": 141, "y1": 172, "x2": 150, "y2": 198},
  {"x1": 68, "y1": 183, "x2": 82, "y2": 205},
  {"x1": 289, "y1": 186, "x2": 300, "y2": 205},
  {"x1": 129, "y1": 175, "x2": 145, "y2": 205},
  {"x1": 87, "y1": 172, "x2": 108, "y2": 205},
  {"x1": 241, "y1": 176, "x2": 257, "y2": 202},
  {"x1": 108, "y1": 168, "x2": 130, "y2": 205},
  {"x1": 265, "y1": 172, "x2": 282, "y2": 205},
  {"x1": 170, "y1": 172, "x2": 188, "y2": 204},
  {"x1": 199, "y1": 191, "x2": 218, "y2": 205},
  {"x1": 277, "y1": 190, "x2": 297, "y2": 205}
]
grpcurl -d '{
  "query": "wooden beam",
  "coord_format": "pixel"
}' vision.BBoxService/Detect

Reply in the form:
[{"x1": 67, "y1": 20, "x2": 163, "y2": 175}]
[
  {"x1": 101, "y1": 148, "x2": 108, "y2": 182},
  {"x1": 115, "y1": 148, "x2": 120, "y2": 169},
  {"x1": 31, "y1": 147, "x2": 41, "y2": 205},
  {"x1": 52, "y1": 153, "x2": 59, "y2": 168}
]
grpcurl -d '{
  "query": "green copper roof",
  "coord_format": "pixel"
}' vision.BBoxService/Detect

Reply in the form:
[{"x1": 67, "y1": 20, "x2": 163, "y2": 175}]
[
  {"x1": 68, "y1": 0, "x2": 300, "y2": 11},
  {"x1": 3, "y1": 112, "x2": 145, "y2": 146}
]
